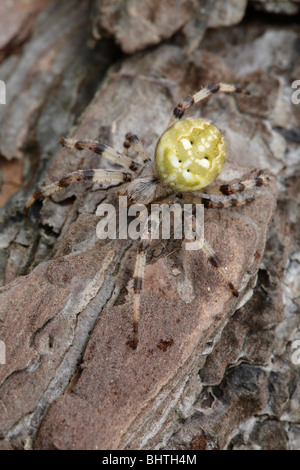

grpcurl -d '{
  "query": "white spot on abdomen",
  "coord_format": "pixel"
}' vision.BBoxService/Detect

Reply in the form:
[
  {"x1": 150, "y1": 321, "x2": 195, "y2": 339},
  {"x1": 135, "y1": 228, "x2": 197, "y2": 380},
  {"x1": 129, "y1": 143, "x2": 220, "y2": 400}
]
[
  {"x1": 168, "y1": 154, "x2": 181, "y2": 168},
  {"x1": 182, "y1": 170, "x2": 193, "y2": 181},
  {"x1": 195, "y1": 158, "x2": 210, "y2": 169}
]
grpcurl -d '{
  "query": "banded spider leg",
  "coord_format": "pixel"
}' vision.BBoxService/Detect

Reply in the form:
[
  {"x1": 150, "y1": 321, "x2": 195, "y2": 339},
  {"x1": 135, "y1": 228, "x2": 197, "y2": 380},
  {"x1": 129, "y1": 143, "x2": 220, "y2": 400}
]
[
  {"x1": 168, "y1": 82, "x2": 250, "y2": 128},
  {"x1": 130, "y1": 209, "x2": 161, "y2": 349},
  {"x1": 182, "y1": 206, "x2": 239, "y2": 297},
  {"x1": 24, "y1": 169, "x2": 133, "y2": 215},
  {"x1": 181, "y1": 170, "x2": 269, "y2": 210},
  {"x1": 123, "y1": 133, "x2": 151, "y2": 164},
  {"x1": 24, "y1": 135, "x2": 144, "y2": 214}
]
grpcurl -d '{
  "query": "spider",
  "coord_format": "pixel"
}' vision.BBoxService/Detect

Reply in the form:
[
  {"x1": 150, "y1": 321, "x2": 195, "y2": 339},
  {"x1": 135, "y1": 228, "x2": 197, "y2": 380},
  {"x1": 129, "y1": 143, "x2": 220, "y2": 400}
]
[{"x1": 25, "y1": 82, "x2": 269, "y2": 349}]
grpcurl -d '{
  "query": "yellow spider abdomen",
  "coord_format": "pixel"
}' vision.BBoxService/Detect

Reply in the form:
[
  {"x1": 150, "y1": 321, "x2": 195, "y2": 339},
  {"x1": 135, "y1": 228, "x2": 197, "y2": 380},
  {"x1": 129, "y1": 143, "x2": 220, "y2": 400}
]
[{"x1": 155, "y1": 117, "x2": 226, "y2": 192}]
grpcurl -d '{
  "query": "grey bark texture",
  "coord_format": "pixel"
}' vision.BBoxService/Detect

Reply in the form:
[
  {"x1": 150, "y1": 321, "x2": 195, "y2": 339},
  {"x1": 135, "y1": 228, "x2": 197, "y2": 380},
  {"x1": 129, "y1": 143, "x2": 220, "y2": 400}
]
[{"x1": 0, "y1": 0, "x2": 299, "y2": 450}]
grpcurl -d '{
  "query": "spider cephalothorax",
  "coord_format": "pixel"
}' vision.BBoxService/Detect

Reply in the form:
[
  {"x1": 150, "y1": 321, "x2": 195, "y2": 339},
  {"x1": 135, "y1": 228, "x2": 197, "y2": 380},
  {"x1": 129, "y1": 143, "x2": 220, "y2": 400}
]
[{"x1": 25, "y1": 82, "x2": 269, "y2": 349}]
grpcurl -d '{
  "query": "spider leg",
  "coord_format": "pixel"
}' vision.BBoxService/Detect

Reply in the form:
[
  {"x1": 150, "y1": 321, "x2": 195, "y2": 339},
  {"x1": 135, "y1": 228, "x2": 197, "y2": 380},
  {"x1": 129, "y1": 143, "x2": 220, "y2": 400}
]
[
  {"x1": 132, "y1": 241, "x2": 147, "y2": 350},
  {"x1": 59, "y1": 137, "x2": 140, "y2": 172},
  {"x1": 168, "y1": 82, "x2": 250, "y2": 128},
  {"x1": 123, "y1": 132, "x2": 151, "y2": 164},
  {"x1": 24, "y1": 169, "x2": 132, "y2": 215},
  {"x1": 181, "y1": 192, "x2": 254, "y2": 210},
  {"x1": 131, "y1": 211, "x2": 161, "y2": 349},
  {"x1": 183, "y1": 210, "x2": 238, "y2": 297},
  {"x1": 201, "y1": 238, "x2": 238, "y2": 297},
  {"x1": 201, "y1": 171, "x2": 269, "y2": 196},
  {"x1": 180, "y1": 170, "x2": 270, "y2": 209}
]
